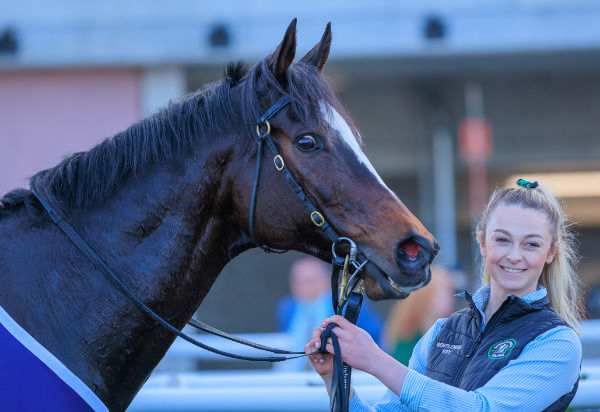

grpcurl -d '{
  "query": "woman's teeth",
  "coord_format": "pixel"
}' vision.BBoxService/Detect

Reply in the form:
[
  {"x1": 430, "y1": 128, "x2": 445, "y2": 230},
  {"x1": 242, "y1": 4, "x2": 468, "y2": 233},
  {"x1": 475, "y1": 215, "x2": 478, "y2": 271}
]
[{"x1": 502, "y1": 266, "x2": 525, "y2": 273}]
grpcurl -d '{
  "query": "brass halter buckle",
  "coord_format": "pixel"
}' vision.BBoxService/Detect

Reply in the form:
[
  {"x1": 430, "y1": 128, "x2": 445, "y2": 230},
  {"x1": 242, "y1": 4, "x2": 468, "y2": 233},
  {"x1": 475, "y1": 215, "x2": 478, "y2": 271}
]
[{"x1": 332, "y1": 237, "x2": 366, "y2": 310}]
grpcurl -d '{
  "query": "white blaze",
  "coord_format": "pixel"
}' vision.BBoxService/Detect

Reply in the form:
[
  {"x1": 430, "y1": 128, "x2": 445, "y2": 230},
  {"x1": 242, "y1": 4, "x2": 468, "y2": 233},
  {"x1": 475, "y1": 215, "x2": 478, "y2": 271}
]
[{"x1": 322, "y1": 104, "x2": 397, "y2": 197}]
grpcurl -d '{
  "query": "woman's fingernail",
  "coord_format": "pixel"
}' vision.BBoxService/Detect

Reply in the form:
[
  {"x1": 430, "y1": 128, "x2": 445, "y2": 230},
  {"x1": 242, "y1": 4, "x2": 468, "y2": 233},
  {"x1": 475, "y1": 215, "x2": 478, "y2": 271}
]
[
  {"x1": 315, "y1": 341, "x2": 320, "y2": 348},
  {"x1": 313, "y1": 358, "x2": 318, "y2": 363},
  {"x1": 319, "y1": 359, "x2": 324, "y2": 364}
]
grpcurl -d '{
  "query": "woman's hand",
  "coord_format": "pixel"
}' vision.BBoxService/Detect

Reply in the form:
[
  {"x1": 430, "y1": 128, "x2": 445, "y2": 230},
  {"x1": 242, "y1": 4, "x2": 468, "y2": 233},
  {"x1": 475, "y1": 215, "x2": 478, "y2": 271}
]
[
  {"x1": 307, "y1": 315, "x2": 409, "y2": 398},
  {"x1": 307, "y1": 315, "x2": 385, "y2": 375},
  {"x1": 306, "y1": 325, "x2": 335, "y2": 376},
  {"x1": 305, "y1": 326, "x2": 334, "y2": 393}
]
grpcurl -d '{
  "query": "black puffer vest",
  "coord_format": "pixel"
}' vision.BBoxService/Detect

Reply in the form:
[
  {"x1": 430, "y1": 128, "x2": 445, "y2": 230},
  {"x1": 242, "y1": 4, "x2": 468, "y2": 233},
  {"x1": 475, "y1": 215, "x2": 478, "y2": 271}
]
[{"x1": 424, "y1": 292, "x2": 579, "y2": 412}]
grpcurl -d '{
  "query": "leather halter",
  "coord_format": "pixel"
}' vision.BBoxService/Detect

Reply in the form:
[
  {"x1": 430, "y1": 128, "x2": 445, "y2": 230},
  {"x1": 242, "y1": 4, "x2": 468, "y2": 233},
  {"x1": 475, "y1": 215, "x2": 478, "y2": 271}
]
[
  {"x1": 249, "y1": 94, "x2": 369, "y2": 310},
  {"x1": 249, "y1": 95, "x2": 369, "y2": 412},
  {"x1": 249, "y1": 95, "x2": 339, "y2": 252}
]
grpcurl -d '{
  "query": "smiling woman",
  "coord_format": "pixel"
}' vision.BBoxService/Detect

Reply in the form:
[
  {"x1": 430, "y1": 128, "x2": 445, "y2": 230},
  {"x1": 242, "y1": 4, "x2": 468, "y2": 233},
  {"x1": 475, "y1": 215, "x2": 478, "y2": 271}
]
[
  {"x1": 477, "y1": 179, "x2": 582, "y2": 331},
  {"x1": 307, "y1": 179, "x2": 584, "y2": 412},
  {"x1": 479, "y1": 205, "x2": 559, "y2": 319}
]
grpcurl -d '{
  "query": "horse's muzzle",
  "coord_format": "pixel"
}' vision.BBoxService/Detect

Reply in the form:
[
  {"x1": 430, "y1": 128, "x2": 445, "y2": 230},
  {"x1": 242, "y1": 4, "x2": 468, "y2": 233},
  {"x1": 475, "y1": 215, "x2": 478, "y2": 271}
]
[{"x1": 393, "y1": 234, "x2": 440, "y2": 287}]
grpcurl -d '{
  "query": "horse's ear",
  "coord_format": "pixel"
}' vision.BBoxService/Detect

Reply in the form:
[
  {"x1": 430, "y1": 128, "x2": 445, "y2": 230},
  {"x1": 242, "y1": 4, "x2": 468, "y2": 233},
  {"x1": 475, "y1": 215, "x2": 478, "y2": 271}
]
[
  {"x1": 299, "y1": 22, "x2": 331, "y2": 72},
  {"x1": 269, "y1": 18, "x2": 297, "y2": 84}
]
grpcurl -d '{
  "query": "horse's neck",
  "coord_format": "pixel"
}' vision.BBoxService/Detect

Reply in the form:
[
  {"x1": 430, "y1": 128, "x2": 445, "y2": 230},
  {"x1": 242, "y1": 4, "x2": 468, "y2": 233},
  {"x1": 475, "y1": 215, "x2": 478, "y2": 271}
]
[
  {"x1": 0, "y1": 150, "x2": 248, "y2": 410},
  {"x1": 82, "y1": 156, "x2": 249, "y2": 408}
]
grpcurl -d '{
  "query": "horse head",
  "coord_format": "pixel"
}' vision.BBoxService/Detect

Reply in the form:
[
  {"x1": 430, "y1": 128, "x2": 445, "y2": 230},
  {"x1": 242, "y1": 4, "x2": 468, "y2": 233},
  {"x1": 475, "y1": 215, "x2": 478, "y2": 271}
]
[{"x1": 228, "y1": 19, "x2": 439, "y2": 300}]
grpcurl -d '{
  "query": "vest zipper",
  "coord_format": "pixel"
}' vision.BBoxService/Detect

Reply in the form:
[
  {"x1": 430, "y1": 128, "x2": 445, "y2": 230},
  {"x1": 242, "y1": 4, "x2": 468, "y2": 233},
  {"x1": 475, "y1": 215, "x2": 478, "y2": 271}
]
[{"x1": 452, "y1": 296, "x2": 515, "y2": 386}]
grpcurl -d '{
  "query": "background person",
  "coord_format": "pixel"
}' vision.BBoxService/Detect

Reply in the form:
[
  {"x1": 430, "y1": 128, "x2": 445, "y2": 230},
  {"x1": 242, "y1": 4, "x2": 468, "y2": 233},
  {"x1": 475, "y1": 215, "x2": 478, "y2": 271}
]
[{"x1": 276, "y1": 255, "x2": 383, "y2": 371}]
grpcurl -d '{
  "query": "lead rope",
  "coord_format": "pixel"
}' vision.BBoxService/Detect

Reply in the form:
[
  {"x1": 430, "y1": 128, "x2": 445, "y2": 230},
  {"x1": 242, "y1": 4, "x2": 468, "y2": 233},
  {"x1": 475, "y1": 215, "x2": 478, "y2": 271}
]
[
  {"x1": 319, "y1": 292, "x2": 363, "y2": 412},
  {"x1": 29, "y1": 187, "x2": 308, "y2": 362},
  {"x1": 31, "y1": 186, "x2": 364, "y2": 366},
  {"x1": 322, "y1": 242, "x2": 365, "y2": 412}
]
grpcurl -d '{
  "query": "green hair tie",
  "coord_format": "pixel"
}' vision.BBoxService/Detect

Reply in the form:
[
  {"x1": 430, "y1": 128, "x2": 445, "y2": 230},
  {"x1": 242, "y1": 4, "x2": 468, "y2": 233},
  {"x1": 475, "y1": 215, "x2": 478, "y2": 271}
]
[{"x1": 516, "y1": 178, "x2": 539, "y2": 189}]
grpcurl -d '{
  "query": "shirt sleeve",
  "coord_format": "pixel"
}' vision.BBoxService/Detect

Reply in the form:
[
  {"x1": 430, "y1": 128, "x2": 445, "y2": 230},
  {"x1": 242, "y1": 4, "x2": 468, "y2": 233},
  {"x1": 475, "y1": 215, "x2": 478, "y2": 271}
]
[
  {"x1": 350, "y1": 324, "x2": 581, "y2": 412},
  {"x1": 348, "y1": 319, "x2": 447, "y2": 412}
]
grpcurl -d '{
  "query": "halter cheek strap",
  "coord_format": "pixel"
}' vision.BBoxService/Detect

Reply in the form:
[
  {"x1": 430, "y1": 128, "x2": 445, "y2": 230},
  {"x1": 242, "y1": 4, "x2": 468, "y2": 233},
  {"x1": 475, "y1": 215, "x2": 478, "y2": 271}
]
[{"x1": 249, "y1": 95, "x2": 339, "y2": 253}]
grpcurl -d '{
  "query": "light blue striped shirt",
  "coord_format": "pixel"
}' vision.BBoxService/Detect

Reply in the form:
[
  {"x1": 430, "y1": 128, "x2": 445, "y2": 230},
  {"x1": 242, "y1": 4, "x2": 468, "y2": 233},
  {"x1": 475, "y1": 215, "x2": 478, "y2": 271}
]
[{"x1": 350, "y1": 285, "x2": 581, "y2": 412}]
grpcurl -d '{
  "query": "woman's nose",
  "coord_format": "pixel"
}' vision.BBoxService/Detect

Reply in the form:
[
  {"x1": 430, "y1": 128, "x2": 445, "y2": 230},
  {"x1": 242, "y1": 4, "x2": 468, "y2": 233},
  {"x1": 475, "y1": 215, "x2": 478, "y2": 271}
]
[{"x1": 506, "y1": 245, "x2": 522, "y2": 262}]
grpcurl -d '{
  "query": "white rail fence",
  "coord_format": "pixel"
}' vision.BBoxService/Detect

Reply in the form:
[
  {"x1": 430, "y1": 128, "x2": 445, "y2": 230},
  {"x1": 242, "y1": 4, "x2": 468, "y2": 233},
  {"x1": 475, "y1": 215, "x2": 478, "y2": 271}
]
[
  {"x1": 127, "y1": 320, "x2": 600, "y2": 411},
  {"x1": 129, "y1": 369, "x2": 600, "y2": 411}
]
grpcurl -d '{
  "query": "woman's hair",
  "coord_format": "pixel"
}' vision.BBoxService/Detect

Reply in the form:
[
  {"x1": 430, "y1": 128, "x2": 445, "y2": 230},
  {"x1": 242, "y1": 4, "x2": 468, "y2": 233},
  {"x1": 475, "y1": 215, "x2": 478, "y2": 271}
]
[{"x1": 476, "y1": 181, "x2": 583, "y2": 333}]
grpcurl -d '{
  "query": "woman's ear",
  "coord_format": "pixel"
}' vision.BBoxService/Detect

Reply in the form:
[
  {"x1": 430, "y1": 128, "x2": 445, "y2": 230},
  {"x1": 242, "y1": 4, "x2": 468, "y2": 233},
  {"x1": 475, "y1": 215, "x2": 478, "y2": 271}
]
[
  {"x1": 477, "y1": 231, "x2": 487, "y2": 257},
  {"x1": 546, "y1": 241, "x2": 560, "y2": 264}
]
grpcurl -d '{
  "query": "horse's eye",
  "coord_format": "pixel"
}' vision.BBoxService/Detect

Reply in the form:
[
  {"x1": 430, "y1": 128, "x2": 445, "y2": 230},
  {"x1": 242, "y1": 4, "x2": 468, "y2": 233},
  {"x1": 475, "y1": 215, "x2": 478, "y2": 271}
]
[{"x1": 296, "y1": 134, "x2": 319, "y2": 152}]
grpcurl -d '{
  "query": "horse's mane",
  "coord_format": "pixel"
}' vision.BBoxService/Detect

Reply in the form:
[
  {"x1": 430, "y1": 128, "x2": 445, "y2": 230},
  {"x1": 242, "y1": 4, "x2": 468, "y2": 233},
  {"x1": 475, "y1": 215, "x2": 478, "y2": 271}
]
[
  {"x1": 0, "y1": 63, "x2": 246, "y2": 217},
  {"x1": 0, "y1": 57, "x2": 356, "y2": 218}
]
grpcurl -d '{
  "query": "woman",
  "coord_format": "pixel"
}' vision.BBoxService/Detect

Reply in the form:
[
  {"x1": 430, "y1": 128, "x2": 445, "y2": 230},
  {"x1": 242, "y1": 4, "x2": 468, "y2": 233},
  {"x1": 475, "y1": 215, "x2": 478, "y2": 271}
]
[{"x1": 306, "y1": 179, "x2": 583, "y2": 411}]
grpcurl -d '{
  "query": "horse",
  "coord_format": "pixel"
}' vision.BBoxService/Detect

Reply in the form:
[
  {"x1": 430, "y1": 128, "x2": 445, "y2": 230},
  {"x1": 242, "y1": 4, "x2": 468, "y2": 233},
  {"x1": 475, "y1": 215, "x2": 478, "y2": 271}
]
[{"x1": 0, "y1": 19, "x2": 438, "y2": 411}]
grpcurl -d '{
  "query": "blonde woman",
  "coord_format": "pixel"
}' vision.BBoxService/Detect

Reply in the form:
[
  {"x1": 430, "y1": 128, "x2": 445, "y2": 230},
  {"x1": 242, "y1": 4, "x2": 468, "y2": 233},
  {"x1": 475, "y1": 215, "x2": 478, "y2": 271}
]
[{"x1": 307, "y1": 179, "x2": 583, "y2": 411}]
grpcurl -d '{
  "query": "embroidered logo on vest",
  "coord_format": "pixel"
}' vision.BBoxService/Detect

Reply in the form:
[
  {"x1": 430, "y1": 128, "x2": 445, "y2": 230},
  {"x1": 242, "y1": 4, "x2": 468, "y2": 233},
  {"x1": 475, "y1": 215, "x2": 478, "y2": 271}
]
[
  {"x1": 435, "y1": 342, "x2": 463, "y2": 354},
  {"x1": 488, "y1": 338, "x2": 516, "y2": 359}
]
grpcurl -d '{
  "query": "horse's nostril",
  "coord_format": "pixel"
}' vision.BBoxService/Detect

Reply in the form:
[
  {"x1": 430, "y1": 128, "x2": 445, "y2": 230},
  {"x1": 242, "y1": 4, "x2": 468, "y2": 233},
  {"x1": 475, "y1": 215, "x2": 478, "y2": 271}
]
[{"x1": 400, "y1": 238, "x2": 422, "y2": 260}]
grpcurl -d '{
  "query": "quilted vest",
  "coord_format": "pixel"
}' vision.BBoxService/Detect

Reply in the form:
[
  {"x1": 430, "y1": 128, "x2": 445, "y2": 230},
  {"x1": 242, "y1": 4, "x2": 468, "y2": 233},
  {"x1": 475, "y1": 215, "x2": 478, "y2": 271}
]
[{"x1": 424, "y1": 292, "x2": 579, "y2": 412}]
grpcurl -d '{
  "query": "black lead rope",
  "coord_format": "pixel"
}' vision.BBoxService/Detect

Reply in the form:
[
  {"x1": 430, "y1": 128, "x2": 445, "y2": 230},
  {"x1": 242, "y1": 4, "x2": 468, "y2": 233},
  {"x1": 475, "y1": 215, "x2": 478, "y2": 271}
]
[
  {"x1": 29, "y1": 188, "x2": 308, "y2": 363},
  {"x1": 186, "y1": 318, "x2": 305, "y2": 356},
  {"x1": 29, "y1": 200, "x2": 362, "y2": 364},
  {"x1": 320, "y1": 323, "x2": 346, "y2": 410},
  {"x1": 320, "y1": 291, "x2": 363, "y2": 412}
]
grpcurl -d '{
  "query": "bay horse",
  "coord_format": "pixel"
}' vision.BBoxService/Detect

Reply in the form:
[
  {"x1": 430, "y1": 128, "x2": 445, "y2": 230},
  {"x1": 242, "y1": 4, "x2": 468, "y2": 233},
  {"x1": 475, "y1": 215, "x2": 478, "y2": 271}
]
[{"x1": 0, "y1": 20, "x2": 438, "y2": 411}]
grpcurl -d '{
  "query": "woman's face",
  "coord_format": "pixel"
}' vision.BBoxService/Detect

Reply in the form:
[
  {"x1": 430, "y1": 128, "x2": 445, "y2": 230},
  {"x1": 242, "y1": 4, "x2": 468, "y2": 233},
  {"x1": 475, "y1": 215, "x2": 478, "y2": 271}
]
[{"x1": 480, "y1": 204, "x2": 556, "y2": 298}]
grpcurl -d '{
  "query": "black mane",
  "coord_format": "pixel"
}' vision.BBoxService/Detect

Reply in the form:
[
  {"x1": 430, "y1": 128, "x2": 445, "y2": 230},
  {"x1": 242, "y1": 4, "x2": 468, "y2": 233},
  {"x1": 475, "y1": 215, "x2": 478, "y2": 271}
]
[
  {"x1": 1, "y1": 57, "x2": 355, "y2": 217},
  {"x1": 1, "y1": 74, "x2": 240, "y2": 215}
]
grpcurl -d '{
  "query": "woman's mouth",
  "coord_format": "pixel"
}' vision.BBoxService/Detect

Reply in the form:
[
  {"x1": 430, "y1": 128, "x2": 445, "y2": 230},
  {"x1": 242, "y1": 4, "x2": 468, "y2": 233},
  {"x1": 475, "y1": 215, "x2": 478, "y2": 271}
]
[{"x1": 501, "y1": 265, "x2": 526, "y2": 274}]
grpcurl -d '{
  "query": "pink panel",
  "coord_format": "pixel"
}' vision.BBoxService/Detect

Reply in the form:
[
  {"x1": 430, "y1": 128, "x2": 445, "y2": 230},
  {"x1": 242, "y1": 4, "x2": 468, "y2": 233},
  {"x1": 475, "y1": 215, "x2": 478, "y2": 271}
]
[{"x1": 0, "y1": 69, "x2": 141, "y2": 195}]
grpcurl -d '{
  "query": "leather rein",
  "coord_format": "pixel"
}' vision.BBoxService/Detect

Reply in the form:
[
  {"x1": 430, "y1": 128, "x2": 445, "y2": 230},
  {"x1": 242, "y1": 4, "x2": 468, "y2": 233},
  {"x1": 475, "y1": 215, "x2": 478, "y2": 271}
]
[{"x1": 31, "y1": 95, "x2": 369, "y2": 411}]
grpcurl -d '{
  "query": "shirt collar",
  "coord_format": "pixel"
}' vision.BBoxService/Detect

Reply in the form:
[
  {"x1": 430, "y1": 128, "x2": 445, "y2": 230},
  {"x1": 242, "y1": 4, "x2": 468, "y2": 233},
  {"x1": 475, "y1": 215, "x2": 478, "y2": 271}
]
[{"x1": 468, "y1": 284, "x2": 548, "y2": 317}]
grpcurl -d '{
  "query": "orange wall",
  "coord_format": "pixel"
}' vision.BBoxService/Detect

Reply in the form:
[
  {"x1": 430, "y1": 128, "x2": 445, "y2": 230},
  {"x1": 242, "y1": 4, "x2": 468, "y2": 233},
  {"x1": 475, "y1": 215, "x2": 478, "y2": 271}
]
[{"x1": 0, "y1": 69, "x2": 141, "y2": 195}]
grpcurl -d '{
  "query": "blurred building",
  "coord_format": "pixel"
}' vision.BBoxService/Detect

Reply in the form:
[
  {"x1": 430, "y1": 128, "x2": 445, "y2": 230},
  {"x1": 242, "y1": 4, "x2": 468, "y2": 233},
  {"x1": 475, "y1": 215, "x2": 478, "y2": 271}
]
[{"x1": 2, "y1": 0, "x2": 600, "y2": 333}]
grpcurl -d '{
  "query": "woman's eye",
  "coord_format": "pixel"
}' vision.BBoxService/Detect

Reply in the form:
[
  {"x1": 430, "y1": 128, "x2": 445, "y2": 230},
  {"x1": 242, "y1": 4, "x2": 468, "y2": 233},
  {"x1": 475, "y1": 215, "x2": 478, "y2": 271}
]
[
  {"x1": 495, "y1": 237, "x2": 508, "y2": 243},
  {"x1": 527, "y1": 242, "x2": 541, "y2": 248},
  {"x1": 296, "y1": 134, "x2": 319, "y2": 152}
]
